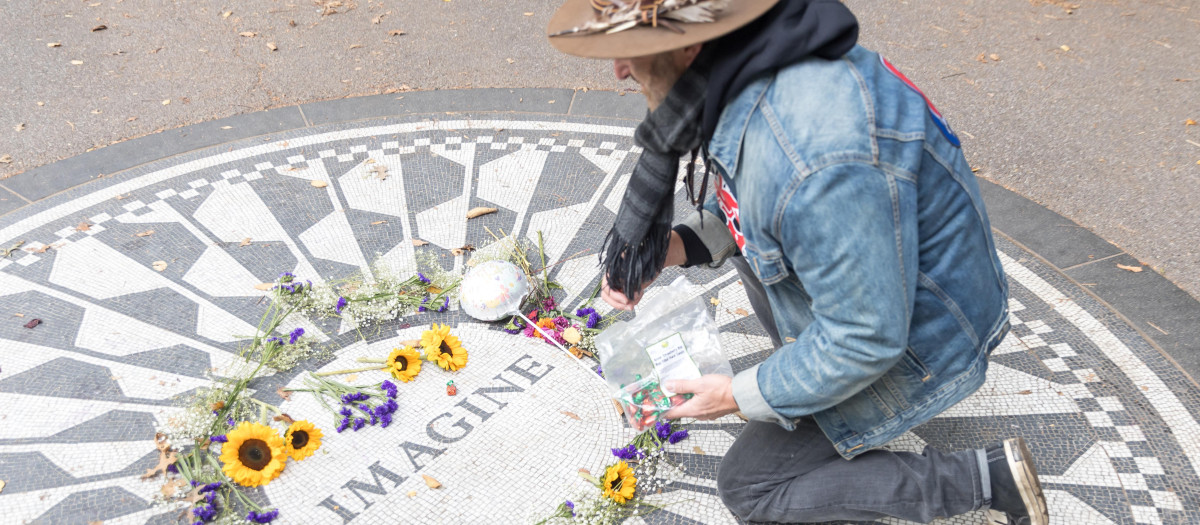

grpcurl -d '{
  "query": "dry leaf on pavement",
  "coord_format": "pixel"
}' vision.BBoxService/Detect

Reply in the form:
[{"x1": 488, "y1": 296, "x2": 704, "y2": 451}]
[
  {"x1": 734, "y1": 307, "x2": 749, "y2": 316},
  {"x1": 135, "y1": 230, "x2": 154, "y2": 237},
  {"x1": 693, "y1": 446, "x2": 705, "y2": 455},
  {"x1": 388, "y1": 29, "x2": 406, "y2": 36},
  {"x1": 0, "y1": 480, "x2": 5, "y2": 493},
  {"x1": 563, "y1": 327, "x2": 582, "y2": 344},
  {"x1": 76, "y1": 221, "x2": 91, "y2": 231},
  {"x1": 152, "y1": 260, "x2": 168, "y2": 272},
  {"x1": 239, "y1": 237, "x2": 252, "y2": 247},
  {"x1": 267, "y1": 42, "x2": 278, "y2": 51},
  {"x1": 371, "y1": 220, "x2": 387, "y2": 225},
  {"x1": 142, "y1": 433, "x2": 177, "y2": 479},
  {"x1": 311, "y1": 180, "x2": 328, "y2": 188},
  {"x1": 0, "y1": 155, "x2": 12, "y2": 164},
  {"x1": 412, "y1": 239, "x2": 429, "y2": 246},
  {"x1": 276, "y1": 387, "x2": 292, "y2": 401},
  {"x1": 13, "y1": 123, "x2": 24, "y2": 132},
  {"x1": 48, "y1": 42, "x2": 62, "y2": 47},
  {"x1": 465, "y1": 207, "x2": 497, "y2": 219},
  {"x1": 161, "y1": 478, "x2": 187, "y2": 498},
  {"x1": 709, "y1": 297, "x2": 720, "y2": 306},
  {"x1": 161, "y1": 99, "x2": 170, "y2": 105},
  {"x1": 561, "y1": 410, "x2": 581, "y2": 420},
  {"x1": 222, "y1": 11, "x2": 232, "y2": 18},
  {"x1": 1117, "y1": 263, "x2": 1143, "y2": 273},
  {"x1": 71, "y1": 60, "x2": 84, "y2": 65},
  {"x1": 421, "y1": 474, "x2": 442, "y2": 489},
  {"x1": 372, "y1": 14, "x2": 384, "y2": 24},
  {"x1": 92, "y1": 24, "x2": 107, "y2": 32},
  {"x1": 239, "y1": 31, "x2": 257, "y2": 37},
  {"x1": 1186, "y1": 119, "x2": 1197, "y2": 126},
  {"x1": 254, "y1": 283, "x2": 275, "y2": 291}
]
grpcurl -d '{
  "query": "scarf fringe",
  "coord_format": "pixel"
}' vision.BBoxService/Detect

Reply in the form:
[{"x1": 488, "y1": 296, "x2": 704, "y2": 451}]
[{"x1": 600, "y1": 222, "x2": 672, "y2": 297}]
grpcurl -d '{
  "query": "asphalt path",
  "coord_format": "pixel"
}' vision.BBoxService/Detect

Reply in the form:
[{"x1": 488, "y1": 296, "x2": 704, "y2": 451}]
[{"x1": 1, "y1": 0, "x2": 1197, "y2": 299}]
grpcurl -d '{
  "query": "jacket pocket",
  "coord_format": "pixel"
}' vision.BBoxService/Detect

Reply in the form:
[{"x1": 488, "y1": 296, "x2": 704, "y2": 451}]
[
  {"x1": 742, "y1": 243, "x2": 788, "y2": 286},
  {"x1": 901, "y1": 347, "x2": 933, "y2": 382}
]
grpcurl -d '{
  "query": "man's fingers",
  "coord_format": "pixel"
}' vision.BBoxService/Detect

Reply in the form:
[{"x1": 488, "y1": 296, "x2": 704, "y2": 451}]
[{"x1": 665, "y1": 379, "x2": 700, "y2": 395}]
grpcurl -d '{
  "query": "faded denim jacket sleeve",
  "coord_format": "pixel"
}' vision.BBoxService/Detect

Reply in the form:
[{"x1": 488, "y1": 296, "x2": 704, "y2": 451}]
[{"x1": 731, "y1": 161, "x2": 916, "y2": 428}]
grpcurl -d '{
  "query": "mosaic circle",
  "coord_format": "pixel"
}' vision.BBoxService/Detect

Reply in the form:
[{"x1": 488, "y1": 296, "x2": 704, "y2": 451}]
[{"x1": 0, "y1": 114, "x2": 1197, "y2": 524}]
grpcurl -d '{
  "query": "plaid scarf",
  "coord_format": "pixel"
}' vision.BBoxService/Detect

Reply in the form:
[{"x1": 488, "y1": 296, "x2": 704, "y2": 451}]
[{"x1": 601, "y1": 59, "x2": 710, "y2": 295}]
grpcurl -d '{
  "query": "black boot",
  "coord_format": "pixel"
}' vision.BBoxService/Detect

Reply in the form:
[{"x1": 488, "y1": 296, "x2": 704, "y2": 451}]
[{"x1": 985, "y1": 437, "x2": 1048, "y2": 525}]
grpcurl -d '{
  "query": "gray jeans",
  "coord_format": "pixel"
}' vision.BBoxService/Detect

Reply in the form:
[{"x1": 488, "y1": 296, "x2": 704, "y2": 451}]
[{"x1": 722, "y1": 257, "x2": 990, "y2": 523}]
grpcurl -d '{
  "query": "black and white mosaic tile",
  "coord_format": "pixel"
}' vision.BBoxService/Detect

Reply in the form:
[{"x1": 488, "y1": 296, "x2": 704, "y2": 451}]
[{"x1": 0, "y1": 115, "x2": 1197, "y2": 524}]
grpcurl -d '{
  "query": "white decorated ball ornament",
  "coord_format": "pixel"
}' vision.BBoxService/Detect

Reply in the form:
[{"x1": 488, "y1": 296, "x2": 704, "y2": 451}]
[{"x1": 458, "y1": 260, "x2": 531, "y2": 321}]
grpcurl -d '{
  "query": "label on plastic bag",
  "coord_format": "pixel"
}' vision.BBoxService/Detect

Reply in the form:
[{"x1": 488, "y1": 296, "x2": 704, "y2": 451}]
[{"x1": 644, "y1": 333, "x2": 702, "y2": 395}]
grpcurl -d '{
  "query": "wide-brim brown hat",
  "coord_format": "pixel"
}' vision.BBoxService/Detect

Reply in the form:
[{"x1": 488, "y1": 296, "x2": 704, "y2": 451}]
[{"x1": 548, "y1": 0, "x2": 778, "y2": 59}]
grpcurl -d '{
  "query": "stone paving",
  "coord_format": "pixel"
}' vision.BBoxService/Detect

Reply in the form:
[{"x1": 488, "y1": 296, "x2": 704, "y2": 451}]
[{"x1": 1, "y1": 112, "x2": 1198, "y2": 524}]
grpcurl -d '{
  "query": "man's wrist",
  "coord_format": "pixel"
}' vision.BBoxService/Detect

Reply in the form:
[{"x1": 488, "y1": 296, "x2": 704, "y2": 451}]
[{"x1": 664, "y1": 230, "x2": 688, "y2": 267}]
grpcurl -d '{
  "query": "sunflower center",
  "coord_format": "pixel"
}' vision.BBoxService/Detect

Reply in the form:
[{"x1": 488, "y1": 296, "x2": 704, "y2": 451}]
[
  {"x1": 290, "y1": 430, "x2": 309, "y2": 449},
  {"x1": 395, "y1": 357, "x2": 408, "y2": 371},
  {"x1": 610, "y1": 476, "x2": 623, "y2": 491},
  {"x1": 439, "y1": 341, "x2": 453, "y2": 355},
  {"x1": 238, "y1": 439, "x2": 272, "y2": 470}
]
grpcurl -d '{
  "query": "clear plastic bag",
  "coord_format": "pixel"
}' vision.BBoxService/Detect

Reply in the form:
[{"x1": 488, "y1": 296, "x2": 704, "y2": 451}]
[{"x1": 596, "y1": 276, "x2": 733, "y2": 430}]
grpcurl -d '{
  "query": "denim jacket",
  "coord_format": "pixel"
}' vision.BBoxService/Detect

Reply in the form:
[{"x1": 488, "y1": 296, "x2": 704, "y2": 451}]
[{"x1": 678, "y1": 46, "x2": 1010, "y2": 459}]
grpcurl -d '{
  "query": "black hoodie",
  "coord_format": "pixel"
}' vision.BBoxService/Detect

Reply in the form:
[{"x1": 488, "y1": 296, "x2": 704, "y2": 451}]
[{"x1": 702, "y1": 0, "x2": 860, "y2": 142}]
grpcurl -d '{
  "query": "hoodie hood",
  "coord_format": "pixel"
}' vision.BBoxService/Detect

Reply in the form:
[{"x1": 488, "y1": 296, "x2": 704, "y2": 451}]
[{"x1": 702, "y1": 0, "x2": 860, "y2": 142}]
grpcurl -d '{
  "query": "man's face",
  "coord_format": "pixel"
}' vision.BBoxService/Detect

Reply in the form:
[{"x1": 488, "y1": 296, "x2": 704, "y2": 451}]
[{"x1": 613, "y1": 45, "x2": 700, "y2": 112}]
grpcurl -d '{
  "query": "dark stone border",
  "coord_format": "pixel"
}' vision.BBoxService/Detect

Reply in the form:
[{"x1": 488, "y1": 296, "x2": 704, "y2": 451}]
[{"x1": 1, "y1": 87, "x2": 1196, "y2": 385}]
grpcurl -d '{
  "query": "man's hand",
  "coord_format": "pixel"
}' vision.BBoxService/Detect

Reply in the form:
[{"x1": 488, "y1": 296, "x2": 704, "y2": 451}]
[{"x1": 662, "y1": 375, "x2": 739, "y2": 420}]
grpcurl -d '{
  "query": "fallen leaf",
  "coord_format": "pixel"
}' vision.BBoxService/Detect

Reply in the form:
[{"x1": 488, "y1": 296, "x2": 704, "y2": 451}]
[
  {"x1": 48, "y1": 42, "x2": 62, "y2": 47},
  {"x1": 349, "y1": 43, "x2": 362, "y2": 49},
  {"x1": 388, "y1": 29, "x2": 406, "y2": 36},
  {"x1": 239, "y1": 31, "x2": 257, "y2": 37},
  {"x1": 92, "y1": 24, "x2": 108, "y2": 32},
  {"x1": 0, "y1": 154, "x2": 12, "y2": 164},
  {"x1": 211, "y1": 401, "x2": 225, "y2": 411},
  {"x1": 88, "y1": 521, "x2": 102, "y2": 525},
  {"x1": 273, "y1": 413, "x2": 295, "y2": 425},
  {"x1": 1059, "y1": 45, "x2": 1070, "y2": 52},
  {"x1": 161, "y1": 478, "x2": 187, "y2": 498},
  {"x1": 76, "y1": 221, "x2": 91, "y2": 232},
  {"x1": 276, "y1": 387, "x2": 292, "y2": 401},
  {"x1": 450, "y1": 248, "x2": 464, "y2": 256},
  {"x1": 1117, "y1": 263, "x2": 1143, "y2": 273},
  {"x1": 152, "y1": 260, "x2": 168, "y2": 272},
  {"x1": 254, "y1": 283, "x2": 275, "y2": 291},
  {"x1": 421, "y1": 474, "x2": 441, "y2": 489},
  {"x1": 1186, "y1": 119, "x2": 1197, "y2": 126},
  {"x1": 346, "y1": 374, "x2": 358, "y2": 382},
  {"x1": 71, "y1": 60, "x2": 84, "y2": 65},
  {"x1": 135, "y1": 230, "x2": 154, "y2": 237},
  {"x1": 733, "y1": 307, "x2": 749, "y2": 316},
  {"x1": 127, "y1": 116, "x2": 138, "y2": 122},
  {"x1": 267, "y1": 42, "x2": 278, "y2": 51},
  {"x1": 13, "y1": 123, "x2": 24, "y2": 132},
  {"x1": 785, "y1": 337, "x2": 797, "y2": 343},
  {"x1": 560, "y1": 410, "x2": 581, "y2": 420},
  {"x1": 579, "y1": 468, "x2": 593, "y2": 476},
  {"x1": 24, "y1": 319, "x2": 41, "y2": 329},
  {"x1": 466, "y1": 207, "x2": 497, "y2": 219},
  {"x1": 372, "y1": 14, "x2": 383, "y2": 24},
  {"x1": 1017, "y1": 390, "x2": 1032, "y2": 395},
  {"x1": 506, "y1": 58, "x2": 515, "y2": 64},
  {"x1": 568, "y1": 346, "x2": 583, "y2": 358},
  {"x1": 523, "y1": 11, "x2": 533, "y2": 15},
  {"x1": 427, "y1": 286, "x2": 443, "y2": 294},
  {"x1": 161, "y1": 99, "x2": 170, "y2": 105},
  {"x1": 400, "y1": 338, "x2": 421, "y2": 347},
  {"x1": 222, "y1": 11, "x2": 232, "y2": 18},
  {"x1": 239, "y1": 237, "x2": 252, "y2": 247},
  {"x1": 0, "y1": 480, "x2": 4, "y2": 493},
  {"x1": 709, "y1": 297, "x2": 720, "y2": 306},
  {"x1": 693, "y1": 446, "x2": 705, "y2": 455},
  {"x1": 12, "y1": 313, "x2": 23, "y2": 317},
  {"x1": 989, "y1": 53, "x2": 1000, "y2": 61},
  {"x1": 183, "y1": 485, "x2": 205, "y2": 504},
  {"x1": 311, "y1": 180, "x2": 328, "y2": 188},
  {"x1": 412, "y1": 239, "x2": 429, "y2": 246},
  {"x1": 142, "y1": 433, "x2": 177, "y2": 479},
  {"x1": 371, "y1": 220, "x2": 388, "y2": 225},
  {"x1": 406, "y1": 490, "x2": 416, "y2": 498}
]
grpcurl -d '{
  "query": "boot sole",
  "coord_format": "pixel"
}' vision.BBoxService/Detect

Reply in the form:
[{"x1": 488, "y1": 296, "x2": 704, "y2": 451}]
[{"x1": 1004, "y1": 437, "x2": 1049, "y2": 525}]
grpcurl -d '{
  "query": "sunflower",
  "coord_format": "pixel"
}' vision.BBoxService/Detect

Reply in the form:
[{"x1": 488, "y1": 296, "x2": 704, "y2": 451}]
[
  {"x1": 421, "y1": 323, "x2": 468, "y2": 371},
  {"x1": 283, "y1": 420, "x2": 323, "y2": 461},
  {"x1": 602, "y1": 460, "x2": 637, "y2": 504},
  {"x1": 220, "y1": 422, "x2": 287, "y2": 487},
  {"x1": 385, "y1": 345, "x2": 423, "y2": 382}
]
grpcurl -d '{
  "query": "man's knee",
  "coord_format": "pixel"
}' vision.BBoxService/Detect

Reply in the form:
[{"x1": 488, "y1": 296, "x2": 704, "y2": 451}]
[{"x1": 716, "y1": 455, "x2": 757, "y2": 519}]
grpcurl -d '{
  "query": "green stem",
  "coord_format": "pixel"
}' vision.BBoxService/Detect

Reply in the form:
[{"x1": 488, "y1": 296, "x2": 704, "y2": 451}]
[
  {"x1": 356, "y1": 357, "x2": 387, "y2": 364},
  {"x1": 314, "y1": 365, "x2": 385, "y2": 376}
]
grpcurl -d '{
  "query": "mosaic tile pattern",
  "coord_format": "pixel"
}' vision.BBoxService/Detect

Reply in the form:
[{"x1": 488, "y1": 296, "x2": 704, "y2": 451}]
[{"x1": 1, "y1": 115, "x2": 1198, "y2": 524}]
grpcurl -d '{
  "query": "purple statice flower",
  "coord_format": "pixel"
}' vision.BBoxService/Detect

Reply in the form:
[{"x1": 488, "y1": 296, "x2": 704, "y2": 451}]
[
  {"x1": 380, "y1": 413, "x2": 393, "y2": 428},
  {"x1": 353, "y1": 418, "x2": 366, "y2": 431},
  {"x1": 437, "y1": 295, "x2": 449, "y2": 312},
  {"x1": 417, "y1": 272, "x2": 431, "y2": 284},
  {"x1": 335, "y1": 296, "x2": 347, "y2": 314},
  {"x1": 288, "y1": 327, "x2": 304, "y2": 345},
  {"x1": 191, "y1": 504, "x2": 217, "y2": 521},
  {"x1": 668, "y1": 429, "x2": 689, "y2": 444},
  {"x1": 587, "y1": 312, "x2": 601, "y2": 329},
  {"x1": 246, "y1": 509, "x2": 280, "y2": 523},
  {"x1": 417, "y1": 295, "x2": 430, "y2": 313},
  {"x1": 204, "y1": 491, "x2": 216, "y2": 505},
  {"x1": 655, "y1": 421, "x2": 673, "y2": 441},
  {"x1": 565, "y1": 500, "x2": 576, "y2": 517},
  {"x1": 166, "y1": 463, "x2": 178, "y2": 474},
  {"x1": 596, "y1": 364, "x2": 604, "y2": 377},
  {"x1": 336, "y1": 418, "x2": 350, "y2": 433},
  {"x1": 278, "y1": 271, "x2": 295, "y2": 281},
  {"x1": 210, "y1": 435, "x2": 228, "y2": 443},
  {"x1": 227, "y1": 416, "x2": 235, "y2": 427},
  {"x1": 611, "y1": 444, "x2": 643, "y2": 461},
  {"x1": 380, "y1": 380, "x2": 397, "y2": 398},
  {"x1": 384, "y1": 399, "x2": 398, "y2": 414},
  {"x1": 197, "y1": 482, "x2": 222, "y2": 494},
  {"x1": 265, "y1": 336, "x2": 284, "y2": 347},
  {"x1": 369, "y1": 413, "x2": 379, "y2": 426},
  {"x1": 339, "y1": 407, "x2": 352, "y2": 417},
  {"x1": 542, "y1": 296, "x2": 557, "y2": 311}
]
